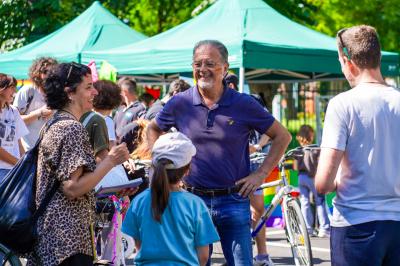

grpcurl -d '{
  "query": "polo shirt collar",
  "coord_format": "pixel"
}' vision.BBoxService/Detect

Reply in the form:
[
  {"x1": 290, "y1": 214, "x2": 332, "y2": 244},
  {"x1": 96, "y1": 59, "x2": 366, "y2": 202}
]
[{"x1": 192, "y1": 83, "x2": 233, "y2": 107}]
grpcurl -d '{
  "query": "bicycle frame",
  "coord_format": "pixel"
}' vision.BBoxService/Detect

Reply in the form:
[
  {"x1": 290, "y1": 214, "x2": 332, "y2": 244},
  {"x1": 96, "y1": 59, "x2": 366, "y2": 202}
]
[{"x1": 250, "y1": 147, "x2": 308, "y2": 238}]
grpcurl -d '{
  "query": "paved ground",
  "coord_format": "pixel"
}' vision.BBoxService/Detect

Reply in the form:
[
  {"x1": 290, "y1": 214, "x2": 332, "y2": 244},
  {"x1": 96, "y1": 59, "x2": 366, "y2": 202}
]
[
  {"x1": 15, "y1": 228, "x2": 330, "y2": 266},
  {"x1": 211, "y1": 228, "x2": 331, "y2": 266}
]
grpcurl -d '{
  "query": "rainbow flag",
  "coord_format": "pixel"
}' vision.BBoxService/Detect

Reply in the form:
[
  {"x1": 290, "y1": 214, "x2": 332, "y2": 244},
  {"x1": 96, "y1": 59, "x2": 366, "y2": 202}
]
[
  {"x1": 17, "y1": 80, "x2": 32, "y2": 90},
  {"x1": 263, "y1": 169, "x2": 335, "y2": 227}
]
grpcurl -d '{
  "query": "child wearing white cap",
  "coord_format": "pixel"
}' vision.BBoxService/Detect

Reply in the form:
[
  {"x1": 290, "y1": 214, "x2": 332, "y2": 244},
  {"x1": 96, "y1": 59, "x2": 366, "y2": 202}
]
[{"x1": 122, "y1": 132, "x2": 219, "y2": 265}]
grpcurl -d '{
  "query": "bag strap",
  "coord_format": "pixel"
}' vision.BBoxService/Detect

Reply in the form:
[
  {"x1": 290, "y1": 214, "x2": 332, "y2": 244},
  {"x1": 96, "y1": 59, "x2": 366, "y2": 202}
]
[
  {"x1": 82, "y1": 111, "x2": 96, "y2": 127},
  {"x1": 33, "y1": 179, "x2": 60, "y2": 220},
  {"x1": 32, "y1": 113, "x2": 74, "y2": 220}
]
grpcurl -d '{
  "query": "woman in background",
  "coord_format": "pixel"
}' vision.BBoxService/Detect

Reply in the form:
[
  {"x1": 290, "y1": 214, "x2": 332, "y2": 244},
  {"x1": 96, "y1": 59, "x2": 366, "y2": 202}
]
[{"x1": 0, "y1": 73, "x2": 28, "y2": 182}]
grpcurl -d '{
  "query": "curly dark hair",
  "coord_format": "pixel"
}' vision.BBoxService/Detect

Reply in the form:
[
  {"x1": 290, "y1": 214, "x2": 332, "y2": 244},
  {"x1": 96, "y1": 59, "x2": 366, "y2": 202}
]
[
  {"x1": 29, "y1": 57, "x2": 58, "y2": 88},
  {"x1": 44, "y1": 62, "x2": 91, "y2": 110},
  {"x1": 93, "y1": 80, "x2": 122, "y2": 110},
  {"x1": 0, "y1": 73, "x2": 17, "y2": 90}
]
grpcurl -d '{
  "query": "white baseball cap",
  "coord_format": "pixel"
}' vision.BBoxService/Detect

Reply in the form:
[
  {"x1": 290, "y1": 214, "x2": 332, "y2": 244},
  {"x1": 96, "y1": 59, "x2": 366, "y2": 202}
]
[{"x1": 152, "y1": 132, "x2": 196, "y2": 169}]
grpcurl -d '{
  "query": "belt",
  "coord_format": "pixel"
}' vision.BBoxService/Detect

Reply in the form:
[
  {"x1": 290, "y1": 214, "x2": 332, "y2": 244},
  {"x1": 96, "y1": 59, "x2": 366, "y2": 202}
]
[{"x1": 184, "y1": 184, "x2": 240, "y2": 197}]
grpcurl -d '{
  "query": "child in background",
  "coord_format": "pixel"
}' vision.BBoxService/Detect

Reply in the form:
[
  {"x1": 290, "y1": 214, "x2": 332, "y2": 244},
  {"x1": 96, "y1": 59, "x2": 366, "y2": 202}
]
[
  {"x1": 122, "y1": 132, "x2": 219, "y2": 265},
  {"x1": 294, "y1": 125, "x2": 330, "y2": 237}
]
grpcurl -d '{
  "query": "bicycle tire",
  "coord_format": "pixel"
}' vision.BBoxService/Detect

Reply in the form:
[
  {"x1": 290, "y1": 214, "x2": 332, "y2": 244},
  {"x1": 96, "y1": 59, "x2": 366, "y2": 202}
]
[
  {"x1": 284, "y1": 199, "x2": 313, "y2": 266},
  {"x1": 0, "y1": 244, "x2": 22, "y2": 266}
]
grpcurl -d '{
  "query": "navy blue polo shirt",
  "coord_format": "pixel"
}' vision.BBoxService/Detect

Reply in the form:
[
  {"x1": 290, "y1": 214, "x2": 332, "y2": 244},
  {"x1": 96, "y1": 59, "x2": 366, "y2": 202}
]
[{"x1": 155, "y1": 86, "x2": 275, "y2": 188}]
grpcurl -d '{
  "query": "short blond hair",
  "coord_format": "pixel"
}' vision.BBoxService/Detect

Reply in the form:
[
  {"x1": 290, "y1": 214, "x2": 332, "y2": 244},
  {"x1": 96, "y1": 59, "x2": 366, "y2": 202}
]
[{"x1": 337, "y1": 25, "x2": 381, "y2": 69}]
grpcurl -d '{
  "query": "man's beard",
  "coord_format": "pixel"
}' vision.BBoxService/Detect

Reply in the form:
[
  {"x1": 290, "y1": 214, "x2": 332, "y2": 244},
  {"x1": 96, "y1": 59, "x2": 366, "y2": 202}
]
[{"x1": 197, "y1": 79, "x2": 214, "y2": 90}]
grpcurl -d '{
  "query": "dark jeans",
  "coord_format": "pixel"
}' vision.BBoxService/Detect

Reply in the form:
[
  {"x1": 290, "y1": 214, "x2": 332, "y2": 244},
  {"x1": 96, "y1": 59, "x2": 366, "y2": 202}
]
[
  {"x1": 59, "y1": 253, "x2": 93, "y2": 266},
  {"x1": 331, "y1": 220, "x2": 400, "y2": 266}
]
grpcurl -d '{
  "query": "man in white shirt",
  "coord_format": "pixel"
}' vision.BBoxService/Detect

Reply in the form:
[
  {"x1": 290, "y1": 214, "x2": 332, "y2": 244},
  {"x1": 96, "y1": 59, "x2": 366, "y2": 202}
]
[
  {"x1": 13, "y1": 57, "x2": 57, "y2": 150},
  {"x1": 315, "y1": 25, "x2": 400, "y2": 266}
]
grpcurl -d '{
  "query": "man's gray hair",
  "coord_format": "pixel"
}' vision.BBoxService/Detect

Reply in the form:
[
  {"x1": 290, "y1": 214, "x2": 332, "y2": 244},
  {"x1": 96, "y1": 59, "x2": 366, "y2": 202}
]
[{"x1": 193, "y1": 40, "x2": 228, "y2": 64}]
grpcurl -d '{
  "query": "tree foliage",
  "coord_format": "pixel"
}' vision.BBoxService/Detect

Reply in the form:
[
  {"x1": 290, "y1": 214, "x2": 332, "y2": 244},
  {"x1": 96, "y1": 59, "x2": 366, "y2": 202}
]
[
  {"x1": 265, "y1": 0, "x2": 400, "y2": 52},
  {"x1": 0, "y1": 0, "x2": 399, "y2": 53},
  {"x1": 0, "y1": 0, "x2": 205, "y2": 52}
]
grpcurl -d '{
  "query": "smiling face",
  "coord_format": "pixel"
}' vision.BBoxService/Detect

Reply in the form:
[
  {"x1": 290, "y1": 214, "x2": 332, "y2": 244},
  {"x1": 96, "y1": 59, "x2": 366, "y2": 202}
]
[
  {"x1": 68, "y1": 74, "x2": 97, "y2": 115},
  {"x1": 0, "y1": 84, "x2": 15, "y2": 107},
  {"x1": 192, "y1": 45, "x2": 228, "y2": 91}
]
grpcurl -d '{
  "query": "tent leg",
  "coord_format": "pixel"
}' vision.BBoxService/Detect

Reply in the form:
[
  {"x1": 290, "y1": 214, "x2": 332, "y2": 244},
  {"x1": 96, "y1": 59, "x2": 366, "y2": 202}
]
[{"x1": 239, "y1": 67, "x2": 245, "y2": 93}]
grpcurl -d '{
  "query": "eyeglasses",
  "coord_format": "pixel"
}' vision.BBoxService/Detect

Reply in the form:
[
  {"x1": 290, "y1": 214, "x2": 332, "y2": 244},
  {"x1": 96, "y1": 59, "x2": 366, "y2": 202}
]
[
  {"x1": 191, "y1": 60, "x2": 221, "y2": 70},
  {"x1": 64, "y1": 62, "x2": 89, "y2": 87},
  {"x1": 337, "y1": 28, "x2": 351, "y2": 60}
]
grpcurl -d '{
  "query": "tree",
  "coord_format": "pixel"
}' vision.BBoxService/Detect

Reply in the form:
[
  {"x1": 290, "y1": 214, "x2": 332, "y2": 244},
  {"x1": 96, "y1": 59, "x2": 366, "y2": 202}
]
[
  {"x1": 265, "y1": 0, "x2": 400, "y2": 52},
  {"x1": 306, "y1": 0, "x2": 400, "y2": 52},
  {"x1": 0, "y1": 0, "x2": 206, "y2": 52},
  {"x1": 1, "y1": 0, "x2": 398, "y2": 53},
  {"x1": 103, "y1": 0, "x2": 205, "y2": 36}
]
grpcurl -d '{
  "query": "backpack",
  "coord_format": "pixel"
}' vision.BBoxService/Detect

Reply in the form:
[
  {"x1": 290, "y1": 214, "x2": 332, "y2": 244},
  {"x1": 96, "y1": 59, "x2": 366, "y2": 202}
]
[{"x1": 0, "y1": 116, "x2": 70, "y2": 253}]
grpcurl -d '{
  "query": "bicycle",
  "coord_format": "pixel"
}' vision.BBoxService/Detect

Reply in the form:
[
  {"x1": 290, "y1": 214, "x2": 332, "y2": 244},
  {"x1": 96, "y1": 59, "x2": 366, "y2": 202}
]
[
  {"x1": 0, "y1": 243, "x2": 22, "y2": 266},
  {"x1": 251, "y1": 146, "x2": 315, "y2": 266}
]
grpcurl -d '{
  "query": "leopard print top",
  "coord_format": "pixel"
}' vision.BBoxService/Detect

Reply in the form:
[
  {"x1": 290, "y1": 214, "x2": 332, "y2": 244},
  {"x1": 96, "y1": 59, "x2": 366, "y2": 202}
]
[{"x1": 27, "y1": 111, "x2": 96, "y2": 265}]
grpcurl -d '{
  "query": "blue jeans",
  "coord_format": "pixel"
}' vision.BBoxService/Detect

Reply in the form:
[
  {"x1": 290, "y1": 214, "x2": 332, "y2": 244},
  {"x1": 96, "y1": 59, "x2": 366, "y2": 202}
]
[
  {"x1": 331, "y1": 220, "x2": 400, "y2": 266},
  {"x1": 200, "y1": 193, "x2": 253, "y2": 266},
  {"x1": 298, "y1": 173, "x2": 330, "y2": 233}
]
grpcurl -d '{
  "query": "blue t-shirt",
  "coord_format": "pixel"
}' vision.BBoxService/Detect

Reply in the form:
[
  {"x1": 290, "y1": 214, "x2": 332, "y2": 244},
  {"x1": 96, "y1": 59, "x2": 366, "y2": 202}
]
[
  {"x1": 122, "y1": 189, "x2": 219, "y2": 265},
  {"x1": 155, "y1": 86, "x2": 275, "y2": 188}
]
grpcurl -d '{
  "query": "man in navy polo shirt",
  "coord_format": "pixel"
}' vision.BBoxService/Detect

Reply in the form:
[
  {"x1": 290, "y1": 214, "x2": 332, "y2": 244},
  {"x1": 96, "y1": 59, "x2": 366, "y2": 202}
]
[{"x1": 147, "y1": 40, "x2": 291, "y2": 266}]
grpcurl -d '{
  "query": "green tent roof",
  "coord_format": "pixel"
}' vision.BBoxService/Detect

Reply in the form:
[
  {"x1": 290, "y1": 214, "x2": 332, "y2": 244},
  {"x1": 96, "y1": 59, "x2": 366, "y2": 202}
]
[
  {"x1": 83, "y1": 0, "x2": 399, "y2": 81},
  {"x1": 0, "y1": 1, "x2": 146, "y2": 79}
]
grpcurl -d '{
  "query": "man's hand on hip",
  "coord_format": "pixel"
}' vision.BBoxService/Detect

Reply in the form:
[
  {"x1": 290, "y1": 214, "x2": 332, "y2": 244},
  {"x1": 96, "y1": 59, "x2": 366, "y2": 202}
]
[{"x1": 235, "y1": 171, "x2": 265, "y2": 197}]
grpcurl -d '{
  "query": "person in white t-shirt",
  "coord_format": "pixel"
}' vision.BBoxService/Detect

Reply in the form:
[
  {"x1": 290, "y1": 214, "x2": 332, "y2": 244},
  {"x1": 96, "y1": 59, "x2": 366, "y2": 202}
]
[
  {"x1": 315, "y1": 25, "x2": 400, "y2": 266},
  {"x1": 93, "y1": 80, "x2": 122, "y2": 148},
  {"x1": 0, "y1": 73, "x2": 29, "y2": 182},
  {"x1": 13, "y1": 57, "x2": 57, "y2": 150}
]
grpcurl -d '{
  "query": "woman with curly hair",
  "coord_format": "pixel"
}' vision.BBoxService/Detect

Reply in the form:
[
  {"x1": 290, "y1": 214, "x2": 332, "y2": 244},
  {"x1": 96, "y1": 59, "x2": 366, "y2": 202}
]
[
  {"x1": 27, "y1": 62, "x2": 129, "y2": 266},
  {"x1": 0, "y1": 73, "x2": 28, "y2": 182},
  {"x1": 13, "y1": 57, "x2": 58, "y2": 150}
]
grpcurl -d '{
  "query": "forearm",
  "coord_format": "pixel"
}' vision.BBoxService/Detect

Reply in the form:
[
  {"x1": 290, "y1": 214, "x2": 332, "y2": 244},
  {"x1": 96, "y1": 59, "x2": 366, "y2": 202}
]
[
  {"x1": 95, "y1": 148, "x2": 109, "y2": 164},
  {"x1": 257, "y1": 122, "x2": 291, "y2": 178},
  {"x1": 18, "y1": 140, "x2": 25, "y2": 157},
  {"x1": 257, "y1": 132, "x2": 291, "y2": 177},
  {"x1": 196, "y1": 245, "x2": 209, "y2": 266},
  {"x1": 21, "y1": 110, "x2": 41, "y2": 125},
  {"x1": 0, "y1": 147, "x2": 18, "y2": 165},
  {"x1": 62, "y1": 157, "x2": 115, "y2": 199},
  {"x1": 315, "y1": 147, "x2": 343, "y2": 194}
]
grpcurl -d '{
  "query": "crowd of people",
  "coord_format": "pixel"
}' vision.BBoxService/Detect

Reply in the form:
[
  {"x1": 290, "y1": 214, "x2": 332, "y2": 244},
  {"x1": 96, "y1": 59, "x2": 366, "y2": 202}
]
[{"x1": 0, "y1": 24, "x2": 399, "y2": 266}]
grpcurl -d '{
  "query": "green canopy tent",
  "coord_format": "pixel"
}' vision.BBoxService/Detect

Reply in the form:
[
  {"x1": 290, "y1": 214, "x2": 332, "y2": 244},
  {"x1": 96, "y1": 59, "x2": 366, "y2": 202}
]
[
  {"x1": 83, "y1": 0, "x2": 399, "y2": 90},
  {"x1": 0, "y1": 1, "x2": 146, "y2": 79}
]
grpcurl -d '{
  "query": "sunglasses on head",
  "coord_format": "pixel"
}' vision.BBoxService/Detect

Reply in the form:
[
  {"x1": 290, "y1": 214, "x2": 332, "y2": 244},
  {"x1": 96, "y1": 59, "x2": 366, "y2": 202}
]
[
  {"x1": 64, "y1": 62, "x2": 89, "y2": 87},
  {"x1": 0, "y1": 75, "x2": 15, "y2": 90},
  {"x1": 337, "y1": 28, "x2": 351, "y2": 60}
]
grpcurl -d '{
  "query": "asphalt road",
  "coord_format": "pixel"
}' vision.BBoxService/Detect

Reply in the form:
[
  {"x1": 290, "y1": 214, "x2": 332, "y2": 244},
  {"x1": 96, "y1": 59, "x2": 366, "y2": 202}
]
[{"x1": 211, "y1": 228, "x2": 331, "y2": 266}]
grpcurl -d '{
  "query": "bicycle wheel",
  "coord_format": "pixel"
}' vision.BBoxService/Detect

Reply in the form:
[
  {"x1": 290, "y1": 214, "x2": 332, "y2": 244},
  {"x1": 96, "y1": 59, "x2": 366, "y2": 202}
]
[
  {"x1": 284, "y1": 199, "x2": 313, "y2": 266},
  {"x1": 0, "y1": 244, "x2": 22, "y2": 266}
]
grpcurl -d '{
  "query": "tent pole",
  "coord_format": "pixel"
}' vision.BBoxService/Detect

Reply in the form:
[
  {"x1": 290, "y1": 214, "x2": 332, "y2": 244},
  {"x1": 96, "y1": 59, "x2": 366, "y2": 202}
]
[{"x1": 239, "y1": 67, "x2": 245, "y2": 93}]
